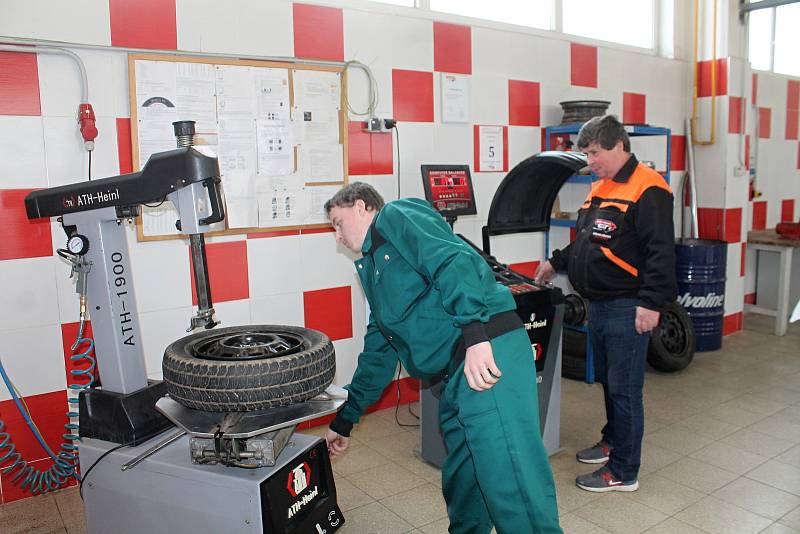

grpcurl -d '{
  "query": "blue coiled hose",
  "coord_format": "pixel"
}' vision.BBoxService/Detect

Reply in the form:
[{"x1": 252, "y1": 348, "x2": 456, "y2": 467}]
[{"x1": 0, "y1": 336, "x2": 95, "y2": 494}]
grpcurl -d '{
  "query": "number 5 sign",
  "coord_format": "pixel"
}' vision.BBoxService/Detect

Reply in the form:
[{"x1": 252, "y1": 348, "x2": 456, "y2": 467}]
[{"x1": 474, "y1": 125, "x2": 508, "y2": 172}]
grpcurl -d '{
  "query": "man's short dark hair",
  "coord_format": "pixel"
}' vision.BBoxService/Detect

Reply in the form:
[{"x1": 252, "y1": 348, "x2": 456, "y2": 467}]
[
  {"x1": 576, "y1": 114, "x2": 631, "y2": 152},
  {"x1": 324, "y1": 182, "x2": 385, "y2": 215}
]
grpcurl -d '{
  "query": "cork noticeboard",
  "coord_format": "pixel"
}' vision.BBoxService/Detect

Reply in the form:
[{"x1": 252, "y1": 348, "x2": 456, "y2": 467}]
[{"x1": 128, "y1": 53, "x2": 348, "y2": 241}]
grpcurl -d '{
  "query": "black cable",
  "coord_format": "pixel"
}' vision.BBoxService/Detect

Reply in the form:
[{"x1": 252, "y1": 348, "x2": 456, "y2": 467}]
[
  {"x1": 87, "y1": 150, "x2": 92, "y2": 181},
  {"x1": 79, "y1": 440, "x2": 134, "y2": 499},
  {"x1": 394, "y1": 363, "x2": 419, "y2": 428},
  {"x1": 143, "y1": 196, "x2": 168, "y2": 208}
]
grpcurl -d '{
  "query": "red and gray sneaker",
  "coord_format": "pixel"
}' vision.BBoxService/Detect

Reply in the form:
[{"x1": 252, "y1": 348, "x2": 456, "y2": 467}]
[
  {"x1": 576, "y1": 466, "x2": 639, "y2": 492},
  {"x1": 576, "y1": 441, "x2": 611, "y2": 464}
]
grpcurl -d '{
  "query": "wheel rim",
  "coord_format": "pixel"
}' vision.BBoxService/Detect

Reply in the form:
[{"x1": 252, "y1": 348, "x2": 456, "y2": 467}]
[
  {"x1": 188, "y1": 331, "x2": 306, "y2": 361},
  {"x1": 658, "y1": 310, "x2": 688, "y2": 355}
]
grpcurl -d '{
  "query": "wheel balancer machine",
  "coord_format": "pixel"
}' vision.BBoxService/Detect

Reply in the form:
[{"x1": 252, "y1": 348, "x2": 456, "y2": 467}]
[{"x1": 25, "y1": 137, "x2": 345, "y2": 533}]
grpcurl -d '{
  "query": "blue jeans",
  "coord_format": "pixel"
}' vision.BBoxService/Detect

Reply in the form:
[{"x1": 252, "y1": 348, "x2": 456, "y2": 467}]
[{"x1": 588, "y1": 298, "x2": 650, "y2": 482}]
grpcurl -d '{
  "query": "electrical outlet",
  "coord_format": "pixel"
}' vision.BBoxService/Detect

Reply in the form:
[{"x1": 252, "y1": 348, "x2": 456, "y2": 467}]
[{"x1": 362, "y1": 117, "x2": 395, "y2": 133}]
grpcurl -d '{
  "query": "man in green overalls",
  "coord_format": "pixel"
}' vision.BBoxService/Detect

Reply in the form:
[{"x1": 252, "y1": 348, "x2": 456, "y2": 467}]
[{"x1": 323, "y1": 183, "x2": 561, "y2": 534}]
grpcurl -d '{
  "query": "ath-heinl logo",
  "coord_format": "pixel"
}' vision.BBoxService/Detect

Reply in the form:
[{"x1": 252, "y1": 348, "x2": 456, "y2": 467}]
[
  {"x1": 531, "y1": 342, "x2": 543, "y2": 360},
  {"x1": 677, "y1": 292, "x2": 724, "y2": 309},
  {"x1": 525, "y1": 312, "x2": 548, "y2": 331}
]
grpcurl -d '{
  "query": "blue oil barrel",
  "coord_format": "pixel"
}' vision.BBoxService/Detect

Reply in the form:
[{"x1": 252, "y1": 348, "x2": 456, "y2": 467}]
[{"x1": 675, "y1": 239, "x2": 727, "y2": 351}]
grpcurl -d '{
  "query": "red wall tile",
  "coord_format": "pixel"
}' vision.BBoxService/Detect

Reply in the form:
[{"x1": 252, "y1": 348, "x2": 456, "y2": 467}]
[
  {"x1": 569, "y1": 226, "x2": 577, "y2": 242},
  {"x1": 781, "y1": 199, "x2": 795, "y2": 222},
  {"x1": 744, "y1": 292, "x2": 756, "y2": 305},
  {"x1": 723, "y1": 312, "x2": 742, "y2": 336},
  {"x1": 788, "y1": 80, "x2": 800, "y2": 110},
  {"x1": 109, "y1": 0, "x2": 176, "y2": 49},
  {"x1": 758, "y1": 107, "x2": 771, "y2": 139},
  {"x1": 371, "y1": 129, "x2": 394, "y2": 175},
  {"x1": 473, "y1": 125, "x2": 508, "y2": 172},
  {"x1": 433, "y1": 22, "x2": 471, "y2": 74},
  {"x1": 728, "y1": 96, "x2": 745, "y2": 134},
  {"x1": 725, "y1": 207, "x2": 742, "y2": 243},
  {"x1": 570, "y1": 43, "x2": 597, "y2": 88},
  {"x1": 752, "y1": 201, "x2": 767, "y2": 230},
  {"x1": 697, "y1": 207, "x2": 723, "y2": 240},
  {"x1": 0, "y1": 51, "x2": 41, "y2": 116},
  {"x1": 116, "y1": 118, "x2": 133, "y2": 174},
  {"x1": 508, "y1": 80, "x2": 540, "y2": 127},
  {"x1": 752, "y1": 73, "x2": 758, "y2": 106},
  {"x1": 292, "y1": 3, "x2": 344, "y2": 62},
  {"x1": 0, "y1": 391, "x2": 68, "y2": 466},
  {"x1": 509, "y1": 261, "x2": 540, "y2": 279},
  {"x1": 696, "y1": 58, "x2": 728, "y2": 97},
  {"x1": 301, "y1": 227, "x2": 335, "y2": 235},
  {"x1": 745, "y1": 135, "x2": 750, "y2": 169},
  {"x1": 670, "y1": 135, "x2": 686, "y2": 171},
  {"x1": 392, "y1": 70, "x2": 434, "y2": 123},
  {"x1": 303, "y1": 286, "x2": 352, "y2": 341},
  {"x1": 623, "y1": 92, "x2": 646, "y2": 124},
  {"x1": 347, "y1": 122, "x2": 372, "y2": 176},
  {"x1": 189, "y1": 240, "x2": 249, "y2": 305},
  {"x1": 740, "y1": 243, "x2": 746, "y2": 277},
  {"x1": 0, "y1": 189, "x2": 53, "y2": 261},
  {"x1": 786, "y1": 109, "x2": 799, "y2": 141}
]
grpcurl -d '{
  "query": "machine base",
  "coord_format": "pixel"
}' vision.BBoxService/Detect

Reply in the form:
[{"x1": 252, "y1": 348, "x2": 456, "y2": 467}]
[
  {"x1": 79, "y1": 381, "x2": 173, "y2": 446},
  {"x1": 80, "y1": 432, "x2": 344, "y2": 534}
]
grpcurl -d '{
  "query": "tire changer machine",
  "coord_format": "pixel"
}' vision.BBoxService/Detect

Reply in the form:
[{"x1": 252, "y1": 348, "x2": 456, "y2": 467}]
[
  {"x1": 418, "y1": 152, "x2": 588, "y2": 465},
  {"x1": 24, "y1": 125, "x2": 346, "y2": 533}
]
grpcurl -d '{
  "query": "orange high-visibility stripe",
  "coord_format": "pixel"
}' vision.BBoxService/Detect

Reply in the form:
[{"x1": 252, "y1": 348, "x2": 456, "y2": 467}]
[
  {"x1": 600, "y1": 246, "x2": 638, "y2": 277},
  {"x1": 584, "y1": 164, "x2": 672, "y2": 207}
]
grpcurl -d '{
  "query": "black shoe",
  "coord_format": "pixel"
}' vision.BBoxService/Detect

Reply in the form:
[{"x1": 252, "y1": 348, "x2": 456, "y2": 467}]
[
  {"x1": 576, "y1": 441, "x2": 611, "y2": 464},
  {"x1": 576, "y1": 466, "x2": 639, "y2": 493}
]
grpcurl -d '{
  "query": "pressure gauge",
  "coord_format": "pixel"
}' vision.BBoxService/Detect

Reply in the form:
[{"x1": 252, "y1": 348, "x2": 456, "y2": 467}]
[{"x1": 67, "y1": 234, "x2": 89, "y2": 256}]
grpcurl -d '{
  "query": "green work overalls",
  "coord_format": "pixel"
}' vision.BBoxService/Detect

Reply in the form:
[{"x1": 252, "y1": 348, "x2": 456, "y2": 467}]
[{"x1": 338, "y1": 198, "x2": 561, "y2": 534}]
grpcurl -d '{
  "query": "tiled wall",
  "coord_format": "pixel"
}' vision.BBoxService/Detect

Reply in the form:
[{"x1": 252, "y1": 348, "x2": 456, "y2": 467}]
[{"x1": 0, "y1": 0, "x2": 797, "y2": 503}]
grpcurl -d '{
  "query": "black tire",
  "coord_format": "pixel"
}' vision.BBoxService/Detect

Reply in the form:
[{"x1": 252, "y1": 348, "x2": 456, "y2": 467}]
[
  {"x1": 561, "y1": 327, "x2": 587, "y2": 381},
  {"x1": 647, "y1": 301, "x2": 696, "y2": 372},
  {"x1": 162, "y1": 325, "x2": 335, "y2": 412}
]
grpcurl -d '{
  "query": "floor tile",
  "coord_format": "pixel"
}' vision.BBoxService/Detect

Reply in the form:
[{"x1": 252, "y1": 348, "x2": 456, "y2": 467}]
[
  {"x1": 748, "y1": 416, "x2": 800, "y2": 443},
  {"x1": 0, "y1": 494, "x2": 66, "y2": 534},
  {"x1": 643, "y1": 517, "x2": 710, "y2": 533},
  {"x1": 552, "y1": 468, "x2": 604, "y2": 513},
  {"x1": 334, "y1": 476, "x2": 375, "y2": 512},
  {"x1": 671, "y1": 413, "x2": 742, "y2": 440},
  {"x1": 712, "y1": 477, "x2": 800, "y2": 521},
  {"x1": 559, "y1": 513, "x2": 612, "y2": 533},
  {"x1": 781, "y1": 506, "x2": 800, "y2": 530},
  {"x1": 688, "y1": 441, "x2": 769, "y2": 475},
  {"x1": 643, "y1": 425, "x2": 716, "y2": 455},
  {"x1": 417, "y1": 516, "x2": 451, "y2": 534},
  {"x1": 331, "y1": 443, "x2": 391, "y2": 477},
  {"x1": 777, "y1": 444, "x2": 800, "y2": 469},
  {"x1": 655, "y1": 457, "x2": 739, "y2": 494},
  {"x1": 720, "y1": 428, "x2": 795, "y2": 458},
  {"x1": 747, "y1": 460, "x2": 800, "y2": 496},
  {"x1": 347, "y1": 461, "x2": 427, "y2": 500},
  {"x1": 760, "y1": 523, "x2": 800, "y2": 534},
  {"x1": 623, "y1": 474, "x2": 705, "y2": 515},
  {"x1": 350, "y1": 412, "x2": 412, "y2": 442},
  {"x1": 379, "y1": 483, "x2": 447, "y2": 528},
  {"x1": 637, "y1": 443, "x2": 683, "y2": 476},
  {"x1": 572, "y1": 493, "x2": 667, "y2": 534},
  {"x1": 676, "y1": 495, "x2": 773, "y2": 533},
  {"x1": 336, "y1": 501, "x2": 413, "y2": 533}
]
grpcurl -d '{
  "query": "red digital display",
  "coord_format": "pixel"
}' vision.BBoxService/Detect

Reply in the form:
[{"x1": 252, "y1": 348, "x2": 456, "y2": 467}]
[{"x1": 421, "y1": 165, "x2": 477, "y2": 217}]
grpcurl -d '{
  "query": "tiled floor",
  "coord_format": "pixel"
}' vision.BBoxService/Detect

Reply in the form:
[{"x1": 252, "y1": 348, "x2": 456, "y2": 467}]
[{"x1": 1, "y1": 314, "x2": 798, "y2": 533}]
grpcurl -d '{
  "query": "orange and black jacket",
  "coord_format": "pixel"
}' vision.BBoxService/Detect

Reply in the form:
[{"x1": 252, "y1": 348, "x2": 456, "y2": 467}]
[{"x1": 549, "y1": 154, "x2": 677, "y2": 311}]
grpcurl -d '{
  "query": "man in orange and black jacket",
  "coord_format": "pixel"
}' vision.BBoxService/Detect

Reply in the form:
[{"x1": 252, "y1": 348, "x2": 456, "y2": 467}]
[{"x1": 536, "y1": 114, "x2": 677, "y2": 493}]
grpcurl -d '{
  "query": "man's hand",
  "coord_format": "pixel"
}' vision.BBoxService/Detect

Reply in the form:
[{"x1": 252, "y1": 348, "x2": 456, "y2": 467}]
[
  {"x1": 635, "y1": 306, "x2": 660, "y2": 334},
  {"x1": 325, "y1": 428, "x2": 350, "y2": 458},
  {"x1": 464, "y1": 341, "x2": 502, "y2": 391},
  {"x1": 534, "y1": 261, "x2": 556, "y2": 285}
]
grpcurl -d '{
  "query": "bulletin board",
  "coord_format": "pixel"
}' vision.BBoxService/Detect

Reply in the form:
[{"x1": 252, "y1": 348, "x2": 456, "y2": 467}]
[{"x1": 128, "y1": 53, "x2": 348, "y2": 241}]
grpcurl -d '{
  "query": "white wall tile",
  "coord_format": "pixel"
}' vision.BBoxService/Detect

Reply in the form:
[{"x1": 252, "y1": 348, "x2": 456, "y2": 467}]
[
  {"x1": 390, "y1": 16, "x2": 433, "y2": 71},
  {"x1": 0, "y1": 116, "x2": 47, "y2": 188},
  {"x1": 0, "y1": 0, "x2": 111, "y2": 45},
  {"x1": 471, "y1": 73, "x2": 508, "y2": 124},
  {"x1": 43, "y1": 116, "x2": 120, "y2": 187},
  {"x1": 176, "y1": 0, "x2": 293, "y2": 57},
  {"x1": 247, "y1": 234, "x2": 302, "y2": 298},
  {"x1": 344, "y1": 8, "x2": 394, "y2": 117},
  {"x1": 508, "y1": 126, "x2": 540, "y2": 169},
  {"x1": 472, "y1": 27, "x2": 511, "y2": 77},
  {"x1": 250, "y1": 293, "x2": 304, "y2": 326},
  {"x1": 0, "y1": 257, "x2": 60, "y2": 332},
  {"x1": 299, "y1": 232, "x2": 360, "y2": 291},
  {"x1": 138, "y1": 306, "x2": 195, "y2": 379},
  {"x1": 0, "y1": 324, "x2": 66, "y2": 401},
  {"x1": 433, "y1": 122, "x2": 471, "y2": 163},
  {"x1": 213, "y1": 299, "x2": 252, "y2": 328}
]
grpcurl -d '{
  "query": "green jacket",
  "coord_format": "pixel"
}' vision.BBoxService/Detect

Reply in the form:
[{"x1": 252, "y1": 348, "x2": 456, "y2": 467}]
[{"x1": 337, "y1": 198, "x2": 516, "y2": 425}]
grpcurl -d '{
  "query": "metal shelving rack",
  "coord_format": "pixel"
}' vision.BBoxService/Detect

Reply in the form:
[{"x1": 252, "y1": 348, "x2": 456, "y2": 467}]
[{"x1": 544, "y1": 122, "x2": 672, "y2": 382}]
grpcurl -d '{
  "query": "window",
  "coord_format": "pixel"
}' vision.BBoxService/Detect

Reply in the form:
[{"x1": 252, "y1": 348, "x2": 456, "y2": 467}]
[
  {"x1": 429, "y1": 0, "x2": 553, "y2": 30},
  {"x1": 562, "y1": 0, "x2": 655, "y2": 49},
  {"x1": 747, "y1": 3, "x2": 800, "y2": 76}
]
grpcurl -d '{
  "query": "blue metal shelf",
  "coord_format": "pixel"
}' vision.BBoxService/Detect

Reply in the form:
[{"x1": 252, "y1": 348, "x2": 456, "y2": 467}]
[{"x1": 550, "y1": 218, "x2": 577, "y2": 228}]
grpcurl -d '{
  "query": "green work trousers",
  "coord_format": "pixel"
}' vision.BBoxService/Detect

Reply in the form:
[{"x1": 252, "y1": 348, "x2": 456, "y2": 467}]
[{"x1": 439, "y1": 328, "x2": 562, "y2": 534}]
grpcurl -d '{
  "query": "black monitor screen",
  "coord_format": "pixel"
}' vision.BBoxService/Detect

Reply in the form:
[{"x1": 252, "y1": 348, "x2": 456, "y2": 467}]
[{"x1": 420, "y1": 164, "x2": 477, "y2": 218}]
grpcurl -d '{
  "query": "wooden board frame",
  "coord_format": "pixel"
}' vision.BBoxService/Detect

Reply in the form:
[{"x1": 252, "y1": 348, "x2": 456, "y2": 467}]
[{"x1": 128, "y1": 53, "x2": 348, "y2": 242}]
